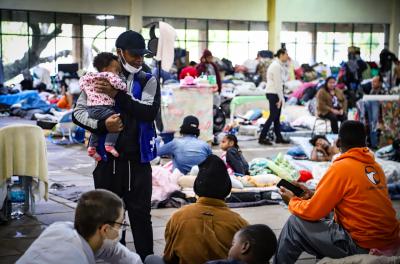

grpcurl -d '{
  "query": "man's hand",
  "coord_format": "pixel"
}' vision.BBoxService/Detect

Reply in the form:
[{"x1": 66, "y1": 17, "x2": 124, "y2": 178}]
[
  {"x1": 95, "y1": 78, "x2": 118, "y2": 98},
  {"x1": 279, "y1": 187, "x2": 294, "y2": 205},
  {"x1": 338, "y1": 109, "x2": 344, "y2": 116},
  {"x1": 292, "y1": 181, "x2": 314, "y2": 200},
  {"x1": 105, "y1": 114, "x2": 123, "y2": 133}
]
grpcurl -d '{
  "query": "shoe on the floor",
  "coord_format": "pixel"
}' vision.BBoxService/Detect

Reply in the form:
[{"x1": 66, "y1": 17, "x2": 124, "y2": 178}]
[
  {"x1": 276, "y1": 138, "x2": 291, "y2": 144},
  {"x1": 258, "y1": 138, "x2": 273, "y2": 145}
]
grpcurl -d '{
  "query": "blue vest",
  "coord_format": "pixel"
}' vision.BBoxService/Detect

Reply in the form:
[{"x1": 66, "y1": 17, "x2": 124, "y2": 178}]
[{"x1": 97, "y1": 72, "x2": 157, "y2": 163}]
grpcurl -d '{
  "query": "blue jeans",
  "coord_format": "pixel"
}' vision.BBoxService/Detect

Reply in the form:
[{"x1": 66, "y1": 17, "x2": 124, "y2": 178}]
[{"x1": 364, "y1": 101, "x2": 380, "y2": 149}]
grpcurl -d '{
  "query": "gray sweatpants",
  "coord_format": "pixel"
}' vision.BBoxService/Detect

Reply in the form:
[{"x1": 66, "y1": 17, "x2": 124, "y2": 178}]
[
  {"x1": 87, "y1": 105, "x2": 119, "y2": 147},
  {"x1": 273, "y1": 215, "x2": 369, "y2": 264}
]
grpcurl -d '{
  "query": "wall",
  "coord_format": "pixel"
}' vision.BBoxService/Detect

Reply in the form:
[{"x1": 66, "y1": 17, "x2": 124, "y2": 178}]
[
  {"x1": 142, "y1": 0, "x2": 268, "y2": 21},
  {"x1": 277, "y1": 0, "x2": 392, "y2": 24},
  {"x1": 0, "y1": 0, "x2": 131, "y2": 16}
]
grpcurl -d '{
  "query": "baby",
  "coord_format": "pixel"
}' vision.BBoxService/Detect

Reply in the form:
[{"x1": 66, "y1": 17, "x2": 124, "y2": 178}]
[{"x1": 79, "y1": 52, "x2": 127, "y2": 161}]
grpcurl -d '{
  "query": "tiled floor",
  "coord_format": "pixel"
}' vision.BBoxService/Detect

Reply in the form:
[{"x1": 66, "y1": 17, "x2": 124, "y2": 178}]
[{"x1": 0, "y1": 117, "x2": 399, "y2": 264}]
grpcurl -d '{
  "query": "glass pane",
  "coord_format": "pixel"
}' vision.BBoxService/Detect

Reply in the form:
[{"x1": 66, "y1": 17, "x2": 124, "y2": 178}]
[
  {"x1": 333, "y1": 44, "x2": 348, "y2": 65},
  {"x1": 208, "y1": 42, "x2": 228, "y2": 59},
  {"x1": 334, "y1": 32, "x2": 352, "y2": 45},
  {"x1": 55, "y1": 36, "x2": 75, "y2": 67},
  {"x1": 249, "y1": 31, "x2": 267, "y2": 44},
  {"x1": 284, "y1": 43, "x2": 296, "y2": 60},
  {"x1": 353, "y1": 32, "x2": 371, "y2": 45},
  {"x1": 29, "y1": 36, "x2": 56, "y2": 75},
  {"x1": 357, "y1": 44, "x2": 371, "y2": 61},
  {"x1": 209, "y1": 20, "x2": 228, "y2": 42},
  {"x1": 317, "y1": 32, "x2": 334, "y2": 43},
  {"x1": 228, "y1": 42, "x2": 249, "y2": 65},
  {"x1": 209, "y1": 30, "x2": 228, "y2": 42},
  {"x1": 186, "y1": 41, "x2": 201, "y2": 62},
  {"x1": 296, "y1": 42, "x2": 313, "y2": 64},
  {"x1": 281, "y1": 31, "x2": 296, "y2": 44},
  {"x1": 175, "y1": 29, "x2": 186, "y2": 48},
  {"x1": 56, "y1": 13, "x2": 81, "y2": 37},
  {"x1": 282, "y1": 22, "x2": 295, "y2": 31},
  {"x1": 2, "y1": 35, "x2": 29, "y2": 82},
  {"x1": 250, "y1": 21, "x2": 268, "y2": 31},
  {"x1": 317, "y1": 23, "x2": 334, "y2": 33},
  {"x1": 371, "y1": 33, "x2": 385, "y2": 62},
  {"x1": 187, "y1": 19, "x2": 207, "y2": 30},
  {"x1": 354, "y1": 24, "x2": 370, "y2": 33},
  {"x1": 249, "y1": 41, "x2": 268, "y2": 57},
  {"x1": 316, "y1": 43, "x2": 333, "y2": 65},
  {"x1": 82, "y1": 37, "x2": 106, "y2": 70},
  {"x1": 164, "y1": 18, "x2": 185, "y2": 31},
  {"x1": 229, "y1": 30, "x2": 249, "y2": 43},
  {"x1": 1, "y1": 10, "x2": 28, "y2": 34},
  {"x1": 82, "y1": 15, "x2": 105, "y2": 38},
  {"x1": 143, "y1": 17, "x2": 162, "y2": 27},
  {"x1": 106, "y1": 16, "x2": 128, "y2": 38},
  {"x1": 229, "y1": 21, "x2": 248, "y2": 31},
  {"x1": 29, "y1": 11, "x2": 55, "y2": 36},
  {"x1": 106, "y1": 38, "x2": 117, "y2": 52}
]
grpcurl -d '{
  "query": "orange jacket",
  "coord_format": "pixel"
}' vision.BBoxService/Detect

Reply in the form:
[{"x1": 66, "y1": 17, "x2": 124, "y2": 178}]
[{"x1": 289, "y1": 148, "x2": 399, "y2": 249}]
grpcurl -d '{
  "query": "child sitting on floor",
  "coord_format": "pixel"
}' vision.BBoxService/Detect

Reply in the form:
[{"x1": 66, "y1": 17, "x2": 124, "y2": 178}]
[
  {"x1": 206, "y1": 224, "x2": 278, "y2": 264},
  {"x1": 79, "y1": 52, "x2": 127, "y2": 161},
  {"x1": 220, "y1": 134, "x2": 249, "y2": 175}
]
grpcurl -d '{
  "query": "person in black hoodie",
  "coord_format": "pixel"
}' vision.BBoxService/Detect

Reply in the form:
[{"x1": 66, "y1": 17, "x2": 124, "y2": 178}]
[{"x1": 72, "y1": 30, "x2": 160, "y2": 261}]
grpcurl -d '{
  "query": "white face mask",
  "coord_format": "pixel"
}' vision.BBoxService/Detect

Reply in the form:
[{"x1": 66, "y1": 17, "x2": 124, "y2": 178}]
[
  {"x1": 119, "y1": 52, "x2": 142, "y2": 74},
  {"x1": 102, "y1": 226, "x2": 122, "y2": 248}
]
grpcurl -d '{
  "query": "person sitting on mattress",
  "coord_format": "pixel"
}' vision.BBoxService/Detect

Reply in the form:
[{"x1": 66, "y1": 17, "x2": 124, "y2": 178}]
[
  {"x1": 220, "y1": 134, "x2": 249, "y2": 175},
  {"x1": 157, "y1": 115, "x2": 212, "y2": 175},
  {"x1": 309, "y1": 135, "x2": 340, "y2": 162},
  {"x1": 144, "y1": 155, "x2": 248, "y2": 264},
  {"x1": 274, "y1": 121, "x2": 400, "y2": 264}
]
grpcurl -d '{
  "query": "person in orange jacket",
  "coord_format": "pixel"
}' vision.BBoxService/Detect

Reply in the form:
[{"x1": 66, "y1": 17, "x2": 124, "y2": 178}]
[{"x1": 274, "y1": 120, "x2": 400, "y2": 264}]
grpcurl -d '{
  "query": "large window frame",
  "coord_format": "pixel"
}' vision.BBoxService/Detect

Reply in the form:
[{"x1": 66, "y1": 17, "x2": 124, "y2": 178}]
[
  {"x1": 281, "y1": 22, "x2": 389, "y2": 66},
  {"x1": 142, "y1": 16, "x2": 268, "y2": 65},
  {"x1": 1, "y1": 9, "x2": 129, "y2": 84}
]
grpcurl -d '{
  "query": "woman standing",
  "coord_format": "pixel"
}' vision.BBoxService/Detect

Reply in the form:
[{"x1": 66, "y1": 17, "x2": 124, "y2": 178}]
[
  {"x1": 316, "y1": 76, "x2": 348, "y2": 134},
  {"x1": 259, "y1": 49, "x2": 290, "y2": 145}
]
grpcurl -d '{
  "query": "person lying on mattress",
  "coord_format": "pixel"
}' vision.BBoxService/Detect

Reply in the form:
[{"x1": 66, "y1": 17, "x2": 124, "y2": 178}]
[
  {"x1": 309, "y1": 135, "x2": 339, "y2": 162},
  {"x1": 274, "y1": 121, "x2": 399, "y2": 263}
]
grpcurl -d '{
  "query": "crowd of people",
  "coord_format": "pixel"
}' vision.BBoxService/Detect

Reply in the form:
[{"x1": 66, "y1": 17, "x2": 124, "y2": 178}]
[{"x1": 13, "y1": 29, "x2": 399, "y2": 264}]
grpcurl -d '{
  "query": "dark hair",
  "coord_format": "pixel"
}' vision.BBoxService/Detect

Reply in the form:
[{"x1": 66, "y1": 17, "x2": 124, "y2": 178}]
[
  {"x1": 339, "y1": 120, "x2": 366, "y2": 149},
  {"x1": 238, "y1": 224, "x2": 277, "y2": 262},
  {"x1": 93, "y1": 52, "x2": 119, "y2": 72},
  {"x1": 324, "y1": 76, "x2": 336, "y2": 90},
  {"x1": 275, "y1": 48, "x2": 287, "y2": 58},
  {"x1": 225, "y1": 134, "x2": 240, "y2": 151},
  {"x1": 74, "y1": 189, "x2": 123, "y2": 240},
  {"x1": 309, "y1": 135, "x2": 329, "y2": 146},
  {"x1": 189, "y1": 61, "x2": 197, "y2": 66}
]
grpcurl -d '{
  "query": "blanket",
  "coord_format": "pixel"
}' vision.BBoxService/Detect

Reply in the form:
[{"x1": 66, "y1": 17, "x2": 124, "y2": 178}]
[{"x1": 0, "y1": 124, "x2": 48, "y2": 201}]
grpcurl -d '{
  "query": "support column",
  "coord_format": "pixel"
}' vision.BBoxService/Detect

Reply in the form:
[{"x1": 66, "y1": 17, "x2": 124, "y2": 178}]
[
  {"x1": 130, "y1": 0, "x2": 143, "y2": 32},
  {"x1": 389, "y1": 0, "x2": 400, "y2": 56},
  {"x1": 267, "y1": 0, "x2": 281, "y2": 52}
]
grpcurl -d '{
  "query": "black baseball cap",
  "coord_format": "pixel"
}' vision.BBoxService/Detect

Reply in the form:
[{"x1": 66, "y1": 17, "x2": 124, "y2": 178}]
[{"x1": 115, "y1": 30, "x2": 151, "y2": 56}]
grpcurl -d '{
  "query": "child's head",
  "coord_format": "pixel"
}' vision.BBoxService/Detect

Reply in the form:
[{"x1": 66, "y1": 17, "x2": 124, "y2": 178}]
[
  {"x1": 228, "y1": 224, "x2": 277, "y2": 264},
  {"x1": 93, "y1": 52, "x2": 121, "y2": 74},
  {"x1": 220, "y1": 134, "x2": 239, "y2": 151}
]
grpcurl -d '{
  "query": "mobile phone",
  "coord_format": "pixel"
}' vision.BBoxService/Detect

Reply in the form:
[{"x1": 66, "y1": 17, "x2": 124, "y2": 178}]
[{"x1": 277, "y1": 179, "x2": 305, "y2": 197}]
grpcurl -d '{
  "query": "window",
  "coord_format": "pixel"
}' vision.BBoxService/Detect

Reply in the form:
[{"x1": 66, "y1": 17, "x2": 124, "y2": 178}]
[
  {"x1": 0, "y1": 9, "x2": 129, "y2": 85},
  {"x1": 284, "y1": 22, "x2": 387, "y2": 66},
  {"x1": 142, "y1": 17, "x2": 268, "y2": 65},
  {"x1": 281, "y1": 22, "x2": 313, "y2": 65}
]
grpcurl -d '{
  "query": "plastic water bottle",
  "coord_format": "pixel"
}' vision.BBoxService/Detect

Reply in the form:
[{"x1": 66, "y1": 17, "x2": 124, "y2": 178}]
[{"x1": 9, "y1": 176, "x2": 25, "y2": 219}]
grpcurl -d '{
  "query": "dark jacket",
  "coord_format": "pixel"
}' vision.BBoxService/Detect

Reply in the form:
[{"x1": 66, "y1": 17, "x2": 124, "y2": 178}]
[
  {"x1": 72, "y1": 70, "x2": 160, "y2": 163},
  {"x1": 226, "y1": 147, "x2": 249, "y2": 175}
]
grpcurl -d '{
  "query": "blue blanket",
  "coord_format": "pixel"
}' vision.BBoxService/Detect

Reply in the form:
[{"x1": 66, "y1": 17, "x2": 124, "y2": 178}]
[{"x1": 0, "y1": 90, "x2": 39, "y2": 106}]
